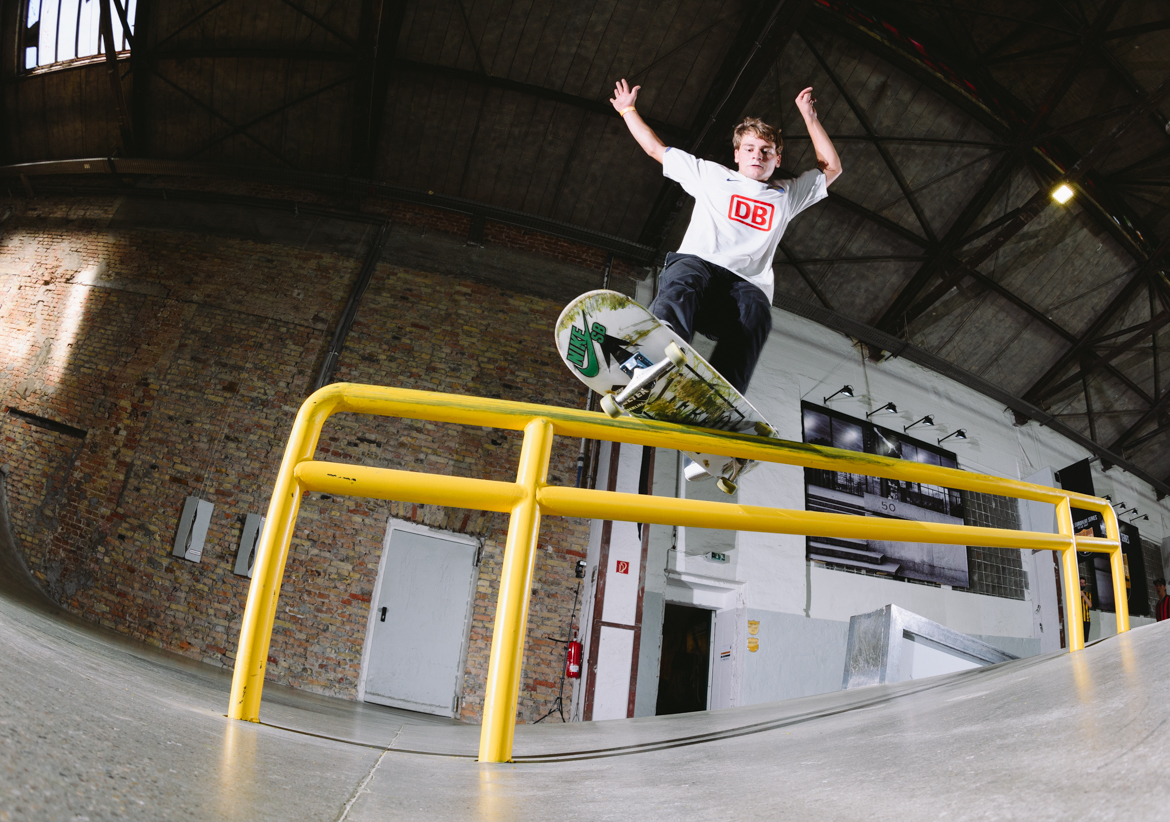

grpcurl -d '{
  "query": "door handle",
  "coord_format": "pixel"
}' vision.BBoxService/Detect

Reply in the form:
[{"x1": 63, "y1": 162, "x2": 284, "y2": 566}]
[{"x1": 380, "y1": 607, "x2": 387, "y2": 622}]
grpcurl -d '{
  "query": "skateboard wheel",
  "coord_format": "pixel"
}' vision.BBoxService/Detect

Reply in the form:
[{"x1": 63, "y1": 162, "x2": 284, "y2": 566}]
[
  {"x1": 600, "y1": 395, "x2": 622, "y2": 418},
  {"x1": 716, "y1": 477, "x2": 737, "y2": 495},
  {"x1": 665, "y1": 341, "x2": 686, "y2": 367}
]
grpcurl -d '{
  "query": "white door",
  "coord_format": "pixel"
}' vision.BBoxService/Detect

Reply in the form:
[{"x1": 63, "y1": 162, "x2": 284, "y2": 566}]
[
  {"x1": 361, "y1": 525, "x2": 478, "y2": 717},
  {"x1": 709, "y1": 607, "x2": 738, "y2": 710}
]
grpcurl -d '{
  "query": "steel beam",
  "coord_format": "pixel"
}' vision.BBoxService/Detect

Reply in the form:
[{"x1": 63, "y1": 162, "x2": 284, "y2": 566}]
[
  {"x1": 276, "y1": 0, "x2": 356, "y2": 48},
  {"x1": 980, "y1": 7, "x2": 1061, "y2": 61},
  {"x1": 873, "y1": 150, "x2": 1018, "y2": 333},
  {"x1": 826, "y1": 191, "x2": 930, "y2": 249},
  {"x1": 1083, "y1": 361, "x2": 1098, "y2": 443},
  {"x1": 638, "y1": 0, "x2": 813, "y2": 248},
  {"x1": 148, "y1": 69, "x2": 308, "y2": 167},
  {"x1": 1110, "y1": 390, "x2": 1170, "y2": 453},
  {"x1": 154, "y1": 47, "x2": 357, "y2": 61},
  {"x1": 802, "y1": 30, "x2": 937, "y2": 244},
  {"x1": 784, "y1": 134, "x2": 1005, "y2": 148},
  {"x1": 99, "y1": 0, "x2": 135, "y2": 154},
  {"x1": 179, "y1": 74, "x2": 356, "y2": 163},
  {"x1": 0, "y1": 157, "x2": 657, "y2": 262},
  {"x1": 1023, "y1": 236, "x2": 1170, "y2": 404},
  {"x1": 816, "y1": 2, "x2": 1169, "y2": 341},
  {"x1": 779, "y1": 241, "x2": 834, "y2": 310},
  {"x1": 111, "y1": 0, "x2": 133, "y2": 46},
  {"x1": 1034, "y1": 310, "x2": 1170, "y2": 404},
  {"x1": 130, "y1": 0, "x2": 152, "y2": 155},
  {"x1": 315, "y1": 222, "x2": 391, "y2": 389},
  {"x1": 878, "y1": 65, "x2": 1169, "y2": 336},
  {"x1": 1123, "y1": 424, "x2": 1170, "y2": 453},
  {"x1": 153, "y1": 0, "x2": 231, "y2": 51},
  {"x1": 350, "y1": 0, "x2": 407, "y2": 178},
  {"x1": 1103, "y1": 18, "x2": 1170, "y2": 40},
  {"x1": 392, "y1": 60, "x2": 686, "y2": 145}
]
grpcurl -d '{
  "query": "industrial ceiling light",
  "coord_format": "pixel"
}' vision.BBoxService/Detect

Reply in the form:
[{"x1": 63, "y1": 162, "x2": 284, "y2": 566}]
[
  {"x1": 865, "y1": 402, "x2": 897, "y2": 419},
  {"x1": 937, "y1": 429, "x2": 967, "y2": 445},
  {"x1": 904, "y1": 415, "x2": 934, "y2": 432},
  {"x1": 1052, "y1": 183, "x2": 1075, "y2": 204},
  {"x1": 823, "y1": 385, "x2": 854, "y2": 403}
]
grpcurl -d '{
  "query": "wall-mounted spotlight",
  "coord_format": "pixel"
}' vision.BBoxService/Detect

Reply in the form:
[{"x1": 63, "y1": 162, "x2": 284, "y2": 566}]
[
  {"x1": 1052, "y1": 183, "x2": 1075, "y2": 204},
  {"x1": 937, "y1": 429, "x2": 967, "y2": 445},
  {"x1": 1115, "y1": 504, "x2": 1133, "y2": 515},
  {"x1": 1103, "y1": 495, "x2": 1112, "y2": 502},
  {"x1": 865, "y1": 402, "x2": 897, "y2": 419},
  {"x1": 1129, "y1": 513, "x2": 1149, "y2": 522},
  {"x1": 824, "y1": 385, "x2": 854, "y2": 403},
  {"x1": 904, "y1": 415, "x2": 934, "y2": 432}
]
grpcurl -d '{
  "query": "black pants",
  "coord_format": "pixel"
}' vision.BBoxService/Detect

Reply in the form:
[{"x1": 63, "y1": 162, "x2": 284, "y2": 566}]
[{"x1": 648, "y1": 253, "x2": 772, "y2": 394}]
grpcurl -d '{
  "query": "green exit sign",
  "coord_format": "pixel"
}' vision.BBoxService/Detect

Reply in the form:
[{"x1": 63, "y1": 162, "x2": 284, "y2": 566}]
[{"x1": 707, "y1": 552, "x2": 729, "y2": 563}]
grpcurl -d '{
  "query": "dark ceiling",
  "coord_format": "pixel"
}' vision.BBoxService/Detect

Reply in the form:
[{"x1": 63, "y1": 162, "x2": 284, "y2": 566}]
[{"x1": 2, "y1": 0, "x2": 1169, "y2": 486}]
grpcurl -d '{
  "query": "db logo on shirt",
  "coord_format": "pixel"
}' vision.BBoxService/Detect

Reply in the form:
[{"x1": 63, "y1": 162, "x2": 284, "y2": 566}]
[{"x1": 728, "y1": 195, "x2": 774, "y2": 231}]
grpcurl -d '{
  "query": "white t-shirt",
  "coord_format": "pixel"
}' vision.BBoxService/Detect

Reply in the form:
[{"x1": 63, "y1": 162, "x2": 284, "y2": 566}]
[{"x1": 663, "y1": 147, "x2": 828, "y2": 301}]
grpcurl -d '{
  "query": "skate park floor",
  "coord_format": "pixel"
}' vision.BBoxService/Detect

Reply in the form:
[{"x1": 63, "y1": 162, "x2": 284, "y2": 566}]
[{"x1": 3, "y1": 577, "x2": 1168, "y2": 822}]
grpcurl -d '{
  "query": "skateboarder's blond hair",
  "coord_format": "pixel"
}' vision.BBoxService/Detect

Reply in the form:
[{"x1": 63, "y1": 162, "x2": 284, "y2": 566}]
[{"x1": 732, "y1": 117, "x2": 782, "y2": 153}]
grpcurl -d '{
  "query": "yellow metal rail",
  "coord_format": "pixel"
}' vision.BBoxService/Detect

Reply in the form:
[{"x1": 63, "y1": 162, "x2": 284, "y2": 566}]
[{"x1": 228, "y1": 383, "x2": 1128, "y2": 763}]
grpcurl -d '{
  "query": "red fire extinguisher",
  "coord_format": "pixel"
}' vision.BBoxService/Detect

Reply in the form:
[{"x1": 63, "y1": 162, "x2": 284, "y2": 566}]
[{"x1": 565, "y1": 634, "x2": 582, "y2": 679}]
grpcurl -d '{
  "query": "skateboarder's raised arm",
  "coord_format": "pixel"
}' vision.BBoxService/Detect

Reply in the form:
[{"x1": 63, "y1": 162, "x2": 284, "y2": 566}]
[
  {"x1": 611, "y1": 79, "x2": 667, "y2": 164},
  {"x1": 795, "y1": 87, "x2": 842, "y2": 186}
]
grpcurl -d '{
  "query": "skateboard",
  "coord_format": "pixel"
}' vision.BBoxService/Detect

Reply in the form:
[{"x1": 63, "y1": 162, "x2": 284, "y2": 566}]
[{"x1": 554, "y1": 290, "x2": 777, "y2": 494}]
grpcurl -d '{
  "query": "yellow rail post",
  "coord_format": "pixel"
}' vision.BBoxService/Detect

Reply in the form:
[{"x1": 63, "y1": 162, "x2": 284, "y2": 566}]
[
  {"x1": 1103, "y1": 505, "x2": 1130, "y2": 633},
  {"x1": 1056, "y1": 497, "x2": 1083, "y2": 652},
  {"x1": 229, "y1": 387, "x2": 342, "y2": 721},
  {"x1": 479, "y1": 418, "x2": 554, "y2": 763}
]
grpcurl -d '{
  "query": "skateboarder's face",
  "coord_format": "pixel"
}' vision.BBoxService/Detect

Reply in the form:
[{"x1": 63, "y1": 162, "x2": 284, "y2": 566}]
[{"x1": 733, "y1": 134, "x2": 779, "y2": 182}]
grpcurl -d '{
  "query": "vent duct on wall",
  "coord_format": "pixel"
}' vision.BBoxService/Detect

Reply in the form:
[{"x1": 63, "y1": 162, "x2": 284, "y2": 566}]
[
  {"x1": 235, "y1": 513, "x2": 265, "y2": 578},
  {"x1": 173, "y1": 497, "x2": 214, "y2": 563}
]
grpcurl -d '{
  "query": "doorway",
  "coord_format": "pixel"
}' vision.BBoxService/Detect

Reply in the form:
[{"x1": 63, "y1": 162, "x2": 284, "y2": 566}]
[
  {"x1": 655, "y1": 603, "x2": 711, "y2": 715},
  {"x1": 359, "y1": 522, "x2": 479, "y2": 717}
]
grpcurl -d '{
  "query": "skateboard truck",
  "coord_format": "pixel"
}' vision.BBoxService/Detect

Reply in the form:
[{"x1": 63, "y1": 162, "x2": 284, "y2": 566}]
[
  {"x1": 600, "y1": 342, "x2": 686, "y2": 419},
  {"x1": 685, "y1": 457, "x2": 745, "y2": 495},
  {"x1": 716, "y1": 458, "x2": 749, "y2": 495}
]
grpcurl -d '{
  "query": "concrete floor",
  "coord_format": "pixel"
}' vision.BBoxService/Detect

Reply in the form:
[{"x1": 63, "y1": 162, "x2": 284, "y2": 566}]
[{"x1": 2, "y1": 575, "x2": 1168, "y2": 822}]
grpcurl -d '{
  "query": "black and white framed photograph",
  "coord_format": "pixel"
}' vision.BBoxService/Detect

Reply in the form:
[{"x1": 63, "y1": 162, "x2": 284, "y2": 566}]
[{"x1": 802, "y1": 403, "x2": 968, "y2": 587}]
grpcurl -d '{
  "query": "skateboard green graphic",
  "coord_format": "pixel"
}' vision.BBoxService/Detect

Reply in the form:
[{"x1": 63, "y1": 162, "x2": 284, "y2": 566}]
[{"x1": 554, "y1": 290, "x2": 777, "y2": 493}]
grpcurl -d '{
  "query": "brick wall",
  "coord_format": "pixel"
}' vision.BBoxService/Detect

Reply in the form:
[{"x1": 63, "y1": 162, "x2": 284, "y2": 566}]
[{"x1": 0, "y1": 191, "x2": 607, "y2": 722}]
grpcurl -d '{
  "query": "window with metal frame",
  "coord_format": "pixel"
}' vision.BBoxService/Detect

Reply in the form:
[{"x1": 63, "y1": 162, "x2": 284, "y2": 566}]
[{"x1": 23, "y1": 0, "x2": 136, "y2": 71}]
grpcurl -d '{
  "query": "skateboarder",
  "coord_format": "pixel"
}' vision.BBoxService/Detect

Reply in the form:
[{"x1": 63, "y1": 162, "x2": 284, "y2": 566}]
[{"x1": 610, "y1": 79, "x2": 842, "y2": 396}]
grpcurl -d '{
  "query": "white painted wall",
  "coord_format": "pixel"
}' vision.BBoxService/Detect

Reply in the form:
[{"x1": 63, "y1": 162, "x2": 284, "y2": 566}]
[
  {"x1": 579, "y1": 303, "x2": 1170, "y2": 716},
  {"x1": 742, "y1": 309, "x2": 1170, "y2": 621}
]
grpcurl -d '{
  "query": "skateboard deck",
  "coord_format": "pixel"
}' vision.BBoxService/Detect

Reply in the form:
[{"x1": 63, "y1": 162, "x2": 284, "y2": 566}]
[{"x1": 554, "y1": 290, "x2": 777, "y2": 491}]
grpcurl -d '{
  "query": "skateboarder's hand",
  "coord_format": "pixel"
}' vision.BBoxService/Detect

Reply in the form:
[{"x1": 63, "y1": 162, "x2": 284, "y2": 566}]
[
  {"x1": 795, "y1": 87, "x2": 819, "y2": 120},
  {"x1": 611, "y1": 79, "x2": 641, "y2": 112}
]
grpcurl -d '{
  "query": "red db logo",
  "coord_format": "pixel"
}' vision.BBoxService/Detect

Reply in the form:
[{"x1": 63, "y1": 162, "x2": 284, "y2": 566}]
[
  {"x1": 615, "y1": 560, "x2": 630, "y2": 575},
  {"x1": 728, "y1": 195, "x2": 774, "y2": 231}
]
